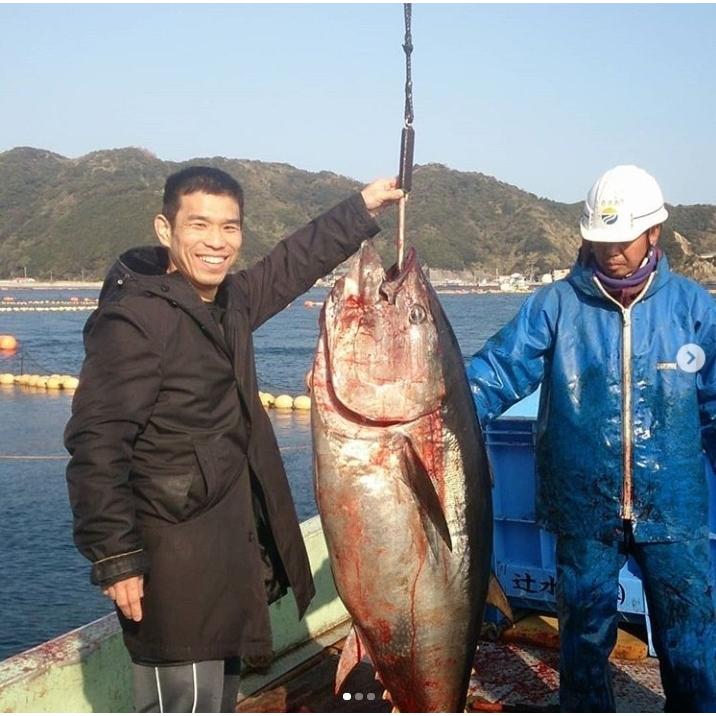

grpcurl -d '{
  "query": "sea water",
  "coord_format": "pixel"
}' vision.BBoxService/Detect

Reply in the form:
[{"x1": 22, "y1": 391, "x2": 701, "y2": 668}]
[{"x1": 0, "y1": 286, "x2": 526, "y2": 659}]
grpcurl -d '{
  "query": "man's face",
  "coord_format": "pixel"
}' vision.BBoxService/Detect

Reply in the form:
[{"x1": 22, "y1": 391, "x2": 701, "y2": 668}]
[
  {"x1": 154, "y1": 191, "x2": 242, "y2": 301},
  {"x1": 590, "y1": 229, "x2": 657, "y2": 279}
]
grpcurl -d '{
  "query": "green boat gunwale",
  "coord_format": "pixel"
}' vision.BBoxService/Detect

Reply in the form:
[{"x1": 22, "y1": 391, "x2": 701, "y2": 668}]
[{"x1": 0, "y1": 515, "x2": 352, "y2": 713}]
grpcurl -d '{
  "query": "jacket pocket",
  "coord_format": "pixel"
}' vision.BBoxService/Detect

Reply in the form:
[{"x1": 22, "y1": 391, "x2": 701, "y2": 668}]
[
  {"x1": 131, "y1": 471, "x2": 195, "y2": 524},
  {"x1": 191, "y1": 439, "x2": 242, "y2": 515},
  {"x1": 163, "y1": 472, "x2": 196, "y2": 520}
]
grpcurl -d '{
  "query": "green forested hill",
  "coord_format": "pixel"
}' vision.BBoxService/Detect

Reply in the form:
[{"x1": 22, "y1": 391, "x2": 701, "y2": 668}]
[{"x1": 1, "y1": 147, "x2": 714, "y2": 280}]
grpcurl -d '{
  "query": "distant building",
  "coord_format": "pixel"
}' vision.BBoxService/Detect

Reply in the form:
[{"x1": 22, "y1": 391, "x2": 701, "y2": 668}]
[
  {"x1": 498, "y1": 273, "x2": 530, "y2": 293},
  {"x1": 540, "y1": 268, "x2": 570, "y2": 284}
]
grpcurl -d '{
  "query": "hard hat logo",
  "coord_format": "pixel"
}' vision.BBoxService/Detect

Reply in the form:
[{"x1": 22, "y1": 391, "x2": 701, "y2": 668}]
[
  {"x1": 599, "y1": 206, "x2": 620, "y2": 226},
  {"x1": 580, "y1": 165, "x2": 668, "y2": 244}
]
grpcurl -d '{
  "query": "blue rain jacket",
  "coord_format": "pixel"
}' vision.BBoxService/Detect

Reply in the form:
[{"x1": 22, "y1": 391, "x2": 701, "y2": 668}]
[{"x1": 467, "y1": 255, "x2": 716, "y2": 542}]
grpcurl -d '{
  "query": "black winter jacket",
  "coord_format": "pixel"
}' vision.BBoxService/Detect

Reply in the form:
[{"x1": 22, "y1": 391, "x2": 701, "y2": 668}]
[{"x1": 65, "y1": 193, "x2": 380, "y2": 662}]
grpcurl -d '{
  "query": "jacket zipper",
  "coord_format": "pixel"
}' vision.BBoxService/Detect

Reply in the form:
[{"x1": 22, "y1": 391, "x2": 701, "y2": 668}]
[{"x1": 593, "y1": 273, "x2": 655, "y2": 522}]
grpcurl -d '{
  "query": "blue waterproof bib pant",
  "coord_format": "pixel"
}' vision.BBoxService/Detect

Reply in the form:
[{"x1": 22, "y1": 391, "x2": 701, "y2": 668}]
[{"x1": 557, "y1": 529, "x2": 716, "y2": 712}]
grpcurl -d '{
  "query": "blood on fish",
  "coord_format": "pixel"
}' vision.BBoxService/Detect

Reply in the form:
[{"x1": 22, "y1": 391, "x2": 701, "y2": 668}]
[{"x1": 376, "y1": 619, "x2": 393, "y2": 644}]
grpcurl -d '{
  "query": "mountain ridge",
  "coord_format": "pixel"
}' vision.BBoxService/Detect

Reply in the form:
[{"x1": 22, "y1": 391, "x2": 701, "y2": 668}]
[{"x1": 1, "y1": 147, "x2": 714, "y2": 281}]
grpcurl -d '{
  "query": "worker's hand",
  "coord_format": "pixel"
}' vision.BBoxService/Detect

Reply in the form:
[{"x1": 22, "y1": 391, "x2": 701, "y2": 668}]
[
  {"x1": 361, "y1": 178, "x2": 405, "y2": 217},
  {"x1": 103, "y1": 575, "x2": 144, "y2": 622}
]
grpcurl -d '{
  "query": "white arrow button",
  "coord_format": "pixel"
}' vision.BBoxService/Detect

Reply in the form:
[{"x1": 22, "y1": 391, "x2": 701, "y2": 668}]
[{"x1": 676, "y1": 344, "x2": 705, "y2": 373}]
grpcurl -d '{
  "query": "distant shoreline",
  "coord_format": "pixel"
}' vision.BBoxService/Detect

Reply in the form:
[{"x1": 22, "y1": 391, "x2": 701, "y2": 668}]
[
  {"x1": 0, "y1": 281, "x2": 102, "y2": 290},
  {"x1": 1, "y1": 280, "x2": 714, "y2": 296}
]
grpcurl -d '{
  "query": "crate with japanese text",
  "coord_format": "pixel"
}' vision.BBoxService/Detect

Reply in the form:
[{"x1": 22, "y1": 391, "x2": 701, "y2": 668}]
[{"x1": 484, "y1": 391, "x2": 716, "y2": 655}]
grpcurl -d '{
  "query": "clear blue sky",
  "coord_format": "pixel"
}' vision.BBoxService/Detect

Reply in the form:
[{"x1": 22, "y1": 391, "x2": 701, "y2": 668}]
[{"x1": 1, "y1": 3, "x2": 715, "y2": 205}]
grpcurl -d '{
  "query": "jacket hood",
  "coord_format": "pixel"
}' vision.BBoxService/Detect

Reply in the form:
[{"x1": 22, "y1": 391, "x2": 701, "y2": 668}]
[
  {"x1": 119, "y1": 245, "x2": 170, "y2": 276},
  {"x1": 566, "y1": 250, "x2": 672, "y2": 303},
  {"x1": 99, "y1": 245, "x2": 231, "y2": 314},
  {"x1": 98, "y1": 245, "x2": 232, "y2": 357},
  {"x1": 99, "y1": 246, "x2": 171, "y2": 304}
]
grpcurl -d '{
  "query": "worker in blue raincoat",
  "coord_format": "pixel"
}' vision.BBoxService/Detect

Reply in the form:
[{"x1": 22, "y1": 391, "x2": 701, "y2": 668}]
[{"x1": 467, "y1": 165, "x2": 716, "y2": 712}]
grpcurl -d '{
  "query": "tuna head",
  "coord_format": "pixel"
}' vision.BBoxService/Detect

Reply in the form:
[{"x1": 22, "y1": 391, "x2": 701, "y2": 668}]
[{"x1": 322, "y1": 241, "x2": 445, "y2": 423}]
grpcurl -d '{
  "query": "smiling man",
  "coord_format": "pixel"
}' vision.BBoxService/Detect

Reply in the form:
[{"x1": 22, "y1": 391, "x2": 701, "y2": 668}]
[
  {"x1": 467, "y1": 165, "x2": 716, "y2": 711},
  {"x1": 153, "y1": 175, "x2": 246, "y2": 301},
  {"x1": 65, "y1": 166, "x2": 403, "y2": 712}
]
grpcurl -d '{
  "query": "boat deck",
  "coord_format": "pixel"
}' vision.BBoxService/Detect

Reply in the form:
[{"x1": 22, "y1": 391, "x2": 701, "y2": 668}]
[
  {"x1": 237, "y1": 628, "x2": 664, "y2": 712},
  {"x1": 238, "y1": 638, "x2": 391, "y2": 713}
]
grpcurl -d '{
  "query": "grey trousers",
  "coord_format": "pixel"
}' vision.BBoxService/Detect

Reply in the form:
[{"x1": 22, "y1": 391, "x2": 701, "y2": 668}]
[{"x1": 132, "y1": 658, "x2": 241, "y2": 713}]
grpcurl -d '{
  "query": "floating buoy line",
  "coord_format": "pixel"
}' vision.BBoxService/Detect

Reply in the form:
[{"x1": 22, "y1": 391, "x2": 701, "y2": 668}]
[
  {"x1": 259, "y1": 392, "x2": 311, "y2": 411},
  {"x1": 2, "y1": 343, "x2": 312, "y2": 407},
  {"x1": 0, "y1": 299, "x2": 97, "y2": 313},
  {"x1": 0, "y1": 374, "x2": 311, "y2": 409},
  {"x1": 0, "y1": 373, "x2": 79, "y2": 390}
]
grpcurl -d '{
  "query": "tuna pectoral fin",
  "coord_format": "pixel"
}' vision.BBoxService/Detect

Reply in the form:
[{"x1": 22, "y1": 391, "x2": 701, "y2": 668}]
[
  {"x1": 487, "y1": 573, "x2": 513, "y2": 624},
  {"x1": 335, "y1": 624, "x2": 371, "y2": 695},
  {"x1": 400, "y1": 438, "x2": 453, "y2": 557}
]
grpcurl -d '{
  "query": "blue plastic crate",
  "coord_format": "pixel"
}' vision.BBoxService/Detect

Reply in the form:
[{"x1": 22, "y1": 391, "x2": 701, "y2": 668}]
[
  {"x1": 484, "y1": 391, "x2": 716, "y2": 657},
  {"x1": 710, "y1": 459, "x2": 716, "y2": 534},
  {"x1": 485, "y1": 418, "x2": 536, "y2": 522}
]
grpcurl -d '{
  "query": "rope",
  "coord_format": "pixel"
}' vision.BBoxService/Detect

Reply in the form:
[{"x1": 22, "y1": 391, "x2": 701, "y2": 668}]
[
  {"x1": 0, "y1": 347, "x2": 74, "y2": 376},
  {"x1": 0, "y1": 445, "x2": 312, "y2": 461},
  {"x1": 0, "y1": 455, "x2": 68, "y2": 460},
  {"x1": 397, "y1": 199, "x2": 406, "y2": 270}
]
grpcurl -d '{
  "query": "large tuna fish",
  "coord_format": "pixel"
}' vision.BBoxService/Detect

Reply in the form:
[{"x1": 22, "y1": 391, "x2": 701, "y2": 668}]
[{"x1": 311, "y1": 241, "x2": 501, "y2": 712}]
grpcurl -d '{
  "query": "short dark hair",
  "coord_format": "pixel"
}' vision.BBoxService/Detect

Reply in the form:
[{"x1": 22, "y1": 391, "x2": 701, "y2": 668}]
[{"x1": 162, "y1": 166, "x2": 245, "y2": 227}]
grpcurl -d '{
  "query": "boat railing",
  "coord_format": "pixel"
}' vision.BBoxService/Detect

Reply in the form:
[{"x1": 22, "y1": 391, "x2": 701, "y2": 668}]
[{"x1": 0, "y1": 515, "x2": 351, "y2": 713}]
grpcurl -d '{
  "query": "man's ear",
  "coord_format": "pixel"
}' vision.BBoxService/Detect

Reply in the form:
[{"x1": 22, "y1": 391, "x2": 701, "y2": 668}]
[
  {"x1": 154, "y1": 214, "x2": 172, "y2": 247},
  {"x1": 648, "y1": 225, "x2": 662, "y2": 247},
  {"x1": 578, "y1": 239, "x2": 592, "y2": 266}
]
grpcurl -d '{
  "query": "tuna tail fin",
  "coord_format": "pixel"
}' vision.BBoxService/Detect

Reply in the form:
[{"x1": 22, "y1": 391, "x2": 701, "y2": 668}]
[
  {"x1": 486, "y1": 573, "x2": 513, "y2": 624},
  {"x1": 335, "y1": 623, "x2": 371, "y2": 695},
  {"x1": 401, "y1": 438, "x2": 453, "y2": 558}
]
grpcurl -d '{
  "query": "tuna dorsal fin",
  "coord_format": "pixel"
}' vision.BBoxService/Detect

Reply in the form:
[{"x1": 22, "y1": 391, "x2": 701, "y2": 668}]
[
  {"x1": 334, "y1": 624, "x2": 371, "y2": 695},
  {"x1": 400, "y1": 438, "x2": 453, "y2": 557},
  {"x1": 487, "y1": 573, "x2": 513, "y2": 624}
]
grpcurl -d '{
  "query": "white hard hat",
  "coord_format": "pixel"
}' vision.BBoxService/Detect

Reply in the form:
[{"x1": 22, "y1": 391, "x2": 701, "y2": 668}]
[{"x1": 580, "y1": 165, "x2": 668, "y2": 243}]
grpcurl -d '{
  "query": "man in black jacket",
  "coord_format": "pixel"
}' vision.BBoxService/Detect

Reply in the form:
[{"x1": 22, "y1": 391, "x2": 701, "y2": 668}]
[{"x1": 65, "y1": 166, "x2": 403, "y2": 712}]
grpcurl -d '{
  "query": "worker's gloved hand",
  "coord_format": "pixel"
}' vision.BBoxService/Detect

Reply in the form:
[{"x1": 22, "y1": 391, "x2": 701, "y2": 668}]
[
  {"x1": 103, "y1": 574, "x2": 144, "y2": 622},
  {"x1": 360, "y1": 177, "x2": 404, "y2": 217}
]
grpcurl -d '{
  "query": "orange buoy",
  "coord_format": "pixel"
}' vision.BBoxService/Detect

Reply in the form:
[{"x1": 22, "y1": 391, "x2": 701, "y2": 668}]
[{"x1": 0, "y1": 335, "x2": 18, "y2": 352}]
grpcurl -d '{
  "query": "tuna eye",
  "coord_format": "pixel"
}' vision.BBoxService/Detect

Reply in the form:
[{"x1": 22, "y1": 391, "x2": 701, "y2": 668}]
[{"x1": 409, "y1": 304, "x2": 427, "y2": 325}]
